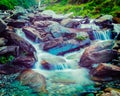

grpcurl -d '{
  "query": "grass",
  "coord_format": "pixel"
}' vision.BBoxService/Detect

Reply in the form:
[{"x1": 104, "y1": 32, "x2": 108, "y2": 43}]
[{"x1": 45, "y1": 0, "x2": 120, "y2": 19}]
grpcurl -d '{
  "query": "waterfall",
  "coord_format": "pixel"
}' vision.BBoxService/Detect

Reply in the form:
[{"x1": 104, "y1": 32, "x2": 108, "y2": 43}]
[
  {"x1": 92, "y1": 29, "x2": 112, "y2": 40},
  {"x1": 16, "y1": 29, "x2": 84, "y2": 70}
]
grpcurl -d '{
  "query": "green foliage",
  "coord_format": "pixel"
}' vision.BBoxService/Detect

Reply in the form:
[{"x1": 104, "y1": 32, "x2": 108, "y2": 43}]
[
  {"x1": 0, "y1": 55, "x2": 14, "y2": 64},
  {"x1": 46, "y1": 0, "x2": 120, "y2": 18},
  {"x1": 0, "y1": 0, "x2": 37, "y2": 9},
  {"x1": 75, "y1": 36, "x2": 88, "y2": 41}
]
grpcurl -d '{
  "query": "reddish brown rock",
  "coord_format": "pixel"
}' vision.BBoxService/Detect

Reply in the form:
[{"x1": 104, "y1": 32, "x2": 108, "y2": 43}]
[
  {"x1": 17, "y1": 69, "x2": 47, "y2": 93},
  {"x1": 23, "y1": 26, "x2": 49, "y2": 42},
  {"x1": 33, "y1": 21, "x2": 51, "y2": 27},
  {"x1": 13, "y1": 56, "x2": 36, "y2": 68},
  {"x1": 91, "y1": 63, "x2": 120, "y2": 77},
  {"x1": 41, "y1": 60, "x2": 52, "y2": 70},
  {"x1": 79, "y1": 41, "x2": 117, "y2": 68},
  {"x1": 43, "y1": 37, "x2": 63, "y2": 50},
  {"x1": 5, "y1": 32, "x2": 35, "y2": 54}
]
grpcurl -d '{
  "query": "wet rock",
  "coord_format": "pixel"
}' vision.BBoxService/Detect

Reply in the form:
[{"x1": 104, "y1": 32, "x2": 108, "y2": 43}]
[
  {"x1": 0, "y1": 19, "x2": 6, "y2": 33},
  {"x1": 13, "y1": 56, "x2": 36, "y2": 68},
  {"x1": 61, "y1": 18, "x2": 80, "y2": 28},
  {"x1": 23, "y1": 26, "x2": 49, "y2": 42},
  {"x1": 17, "y1": 69, "x2": 47, "y2": 93},
  {"x1": 5, "y1": 32, "x2": 35, "y2": 54},
  {"x1": 34, "y1": 14, "x2": 52, "y2": 21},
  {"x1": 28, "y1": 13, "x2": 35, "y2": 22},
  {"x1": 46, "y1": 39, "x2": 87, "y2": 55},
  {"x1": 91, "y1": 63, "x2": 120, "y2": 77},
  {"x1": 46, "y1": 23, "x2": 76, "y2": 39},
  {"x1": 95, "y1": 15, "x2": 113, "y2": 23},
  {"x1": 43, "y1": 37, "x2": 63, "y2": 50},
  {"x1": 41, "y1": 60, "x2": 53, "y2": 70},
  {"x1": 8, "y1": 20, "x2": 28, "y2": 28},
  {"x1": 95, "y1": 15, "x2": 113, "y2": 29},
  {"x1": 0, "y1": 46, "x2": 19, "y2": 56},
  {"x1": 79, "y1": 41, "x2": 117, "y2": 68},
  {"x1": 0, "y1": 38, "x2": 7, "y2": 46},
  {"x1": 33, "y1": 21, "x2": 52, "y2": 27}
]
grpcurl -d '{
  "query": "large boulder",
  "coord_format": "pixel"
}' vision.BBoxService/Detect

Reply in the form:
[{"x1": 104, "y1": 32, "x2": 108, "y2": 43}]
[
  {"x1": 5, "y1": 32, "x2": 35, "y2": 54},
  {"x1": 23, "y1": 26, "x2": 51, "y2": 42},
  {"x1": 90, "y1": 63, "x2": 120, "y2": 77},
  {"x1": 46, "y1": 23, "x2": 76, "y2": 39},
  {"x1": 17, "y1": 69, "x2": 47, "y2": 93},
  {"x1": 79, "y1": 41, "x2": 117, "y2": 68}
]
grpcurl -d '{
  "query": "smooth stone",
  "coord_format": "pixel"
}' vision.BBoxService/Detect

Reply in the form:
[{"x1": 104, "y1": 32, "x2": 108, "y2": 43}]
[{"x1": 17, "y1": 69, "x2": 47, "y2": 93}]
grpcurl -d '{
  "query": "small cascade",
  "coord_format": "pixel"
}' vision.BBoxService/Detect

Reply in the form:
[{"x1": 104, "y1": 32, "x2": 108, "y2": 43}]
[
  {"x1": 16, "y1": 29, "x2": 84, "y2": 70},
  {"x1": 92, "y1": 29, "x2": 112, "y2": 40}
]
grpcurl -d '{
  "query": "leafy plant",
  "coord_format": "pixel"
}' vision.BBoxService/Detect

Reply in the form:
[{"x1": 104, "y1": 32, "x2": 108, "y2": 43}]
[
  {"x1": 75, "y1": 36, "x2": 88, "y2": 41},
  {"x1": 0, "y1": 55, "x2": 14, "y2": 64}
]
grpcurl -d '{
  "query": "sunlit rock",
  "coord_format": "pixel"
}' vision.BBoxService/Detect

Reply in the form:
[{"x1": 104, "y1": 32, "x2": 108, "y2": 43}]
[
  {"x1": 91, "y1": 63, "x2": 120, "y2": 77},
  {"x1": 46, "y1": 23, "x2": 76, "y2": 39},
  {"x1": 95, "y1": 15, "x2": 113, "y2": 29},
  {"x1": 79, "y1": 40, "x2": 117, "y2": 68}
]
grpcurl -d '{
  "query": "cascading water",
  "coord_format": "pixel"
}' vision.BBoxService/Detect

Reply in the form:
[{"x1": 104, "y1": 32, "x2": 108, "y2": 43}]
[
  {"x1": 92, "y1": 29, "x2": 112, "y2": 40},
  {"x1": 16, "y1": 29, "x2": 85, "y2": 70},
  {"x1": 16, "y1": 28, "x2": 95, "y2": 95}
]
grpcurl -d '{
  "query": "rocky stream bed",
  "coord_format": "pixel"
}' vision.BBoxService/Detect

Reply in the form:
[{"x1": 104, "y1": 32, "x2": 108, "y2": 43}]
[{"x1": 0, "y1": 6, "x2": 120, "y2": 96}]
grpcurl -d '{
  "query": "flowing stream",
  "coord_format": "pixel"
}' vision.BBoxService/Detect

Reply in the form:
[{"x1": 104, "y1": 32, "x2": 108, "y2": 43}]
[
  {"x1": 16, "y1": 24, "x2": 113, "y2": 95},
  {"x1": 16, "y1": 29, "x2": 95, "y2": 95}
]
